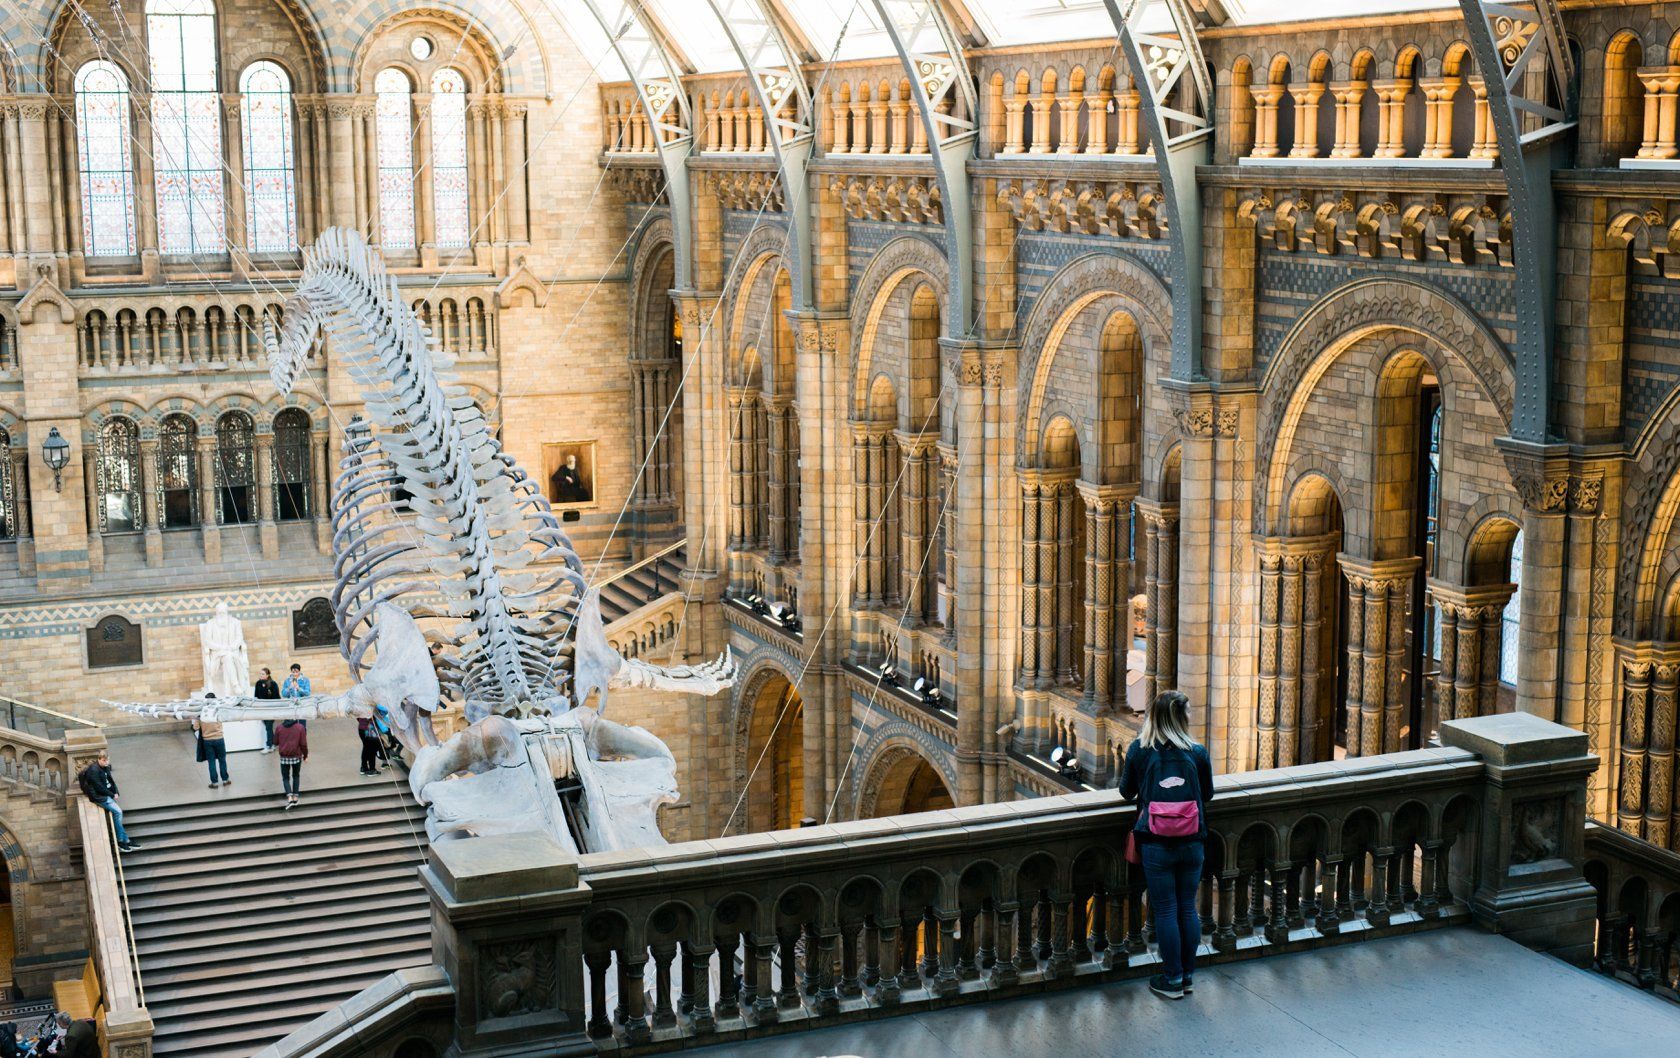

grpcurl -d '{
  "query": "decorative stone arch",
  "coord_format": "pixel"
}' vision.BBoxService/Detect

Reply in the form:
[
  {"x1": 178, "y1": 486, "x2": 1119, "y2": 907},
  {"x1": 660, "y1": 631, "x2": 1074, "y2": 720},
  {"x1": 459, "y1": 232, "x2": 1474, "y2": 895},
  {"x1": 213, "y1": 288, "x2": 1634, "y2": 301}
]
[
  {"x1": 1279, "y1": 463, "x2": 1355, "y2": 539},
  {"x1": 1619, "y1": 400, "x2": 1680, "y2": 638},
  {"x1": 849, "y1": 235, "x2": 948, "y2": 418},
  {"x1": 0, "y1": 814, "x2": 31, "y2": 884},
  {"x1": 1449, "y1": 497, "x2": 1526, "y2": 586},
  {"x1": 629, "y1": 216, "x2": 677, "y2": 360},
  {"x1": 1145, "y1": 434, "x2": 1182, "y2": 502},
  {"x1": 206, "y1": 392, "x2": 266, "y2": 428},
  {"x1": 724, "y1": 236, "x2": 796, "y2": 398},
  {"x1": 260, "y1": 390, "x2": 329, "y2": 433},
  {"x1": 0, "y1": 406, "x2": 21, "y2": 443},
  {"x1": 854, "y1": 730, "x2": 956, "y2": 820},
  {"x1": 143, "y1": 395, "x2": 211, "y2": 434},
  {"x1": 1016, "y1": 251, "x2": 1172, "y2": 469},
  {"x1": 728, "y1": 651, "x2": 802, "y2": 806},
  {"x1": 1259, "y1": 277, "x2": 1515, "y2": 535},
  {"x1": 343, "y1": 1, "x2": 540, "y2": 95}
]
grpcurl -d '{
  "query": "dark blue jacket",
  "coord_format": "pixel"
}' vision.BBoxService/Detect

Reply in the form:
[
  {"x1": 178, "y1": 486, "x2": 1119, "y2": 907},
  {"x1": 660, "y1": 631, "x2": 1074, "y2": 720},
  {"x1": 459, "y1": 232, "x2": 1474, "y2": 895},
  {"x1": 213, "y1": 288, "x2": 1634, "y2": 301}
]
[{"x1": 1120, "y1": 739, "x2": 1213, "y2": 841}]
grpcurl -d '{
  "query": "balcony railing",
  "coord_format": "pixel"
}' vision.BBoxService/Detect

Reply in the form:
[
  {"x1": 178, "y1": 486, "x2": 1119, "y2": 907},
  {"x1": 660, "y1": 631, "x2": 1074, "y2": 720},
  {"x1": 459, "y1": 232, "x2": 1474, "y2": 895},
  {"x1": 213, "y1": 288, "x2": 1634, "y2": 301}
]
[{"x1": 1583, "y1": 821, "x2": 1680, "y2": 1003}]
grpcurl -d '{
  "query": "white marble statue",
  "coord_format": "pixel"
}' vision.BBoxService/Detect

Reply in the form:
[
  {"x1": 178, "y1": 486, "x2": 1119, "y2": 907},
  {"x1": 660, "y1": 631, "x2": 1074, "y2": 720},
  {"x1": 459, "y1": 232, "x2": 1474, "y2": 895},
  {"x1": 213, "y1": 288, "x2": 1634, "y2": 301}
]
[
  {"x1": 198, "y1": 602, "x2": 250, "y2": 698},
  {"x1": 112, "y1": 229, "x2": 735, "y2": 853}
]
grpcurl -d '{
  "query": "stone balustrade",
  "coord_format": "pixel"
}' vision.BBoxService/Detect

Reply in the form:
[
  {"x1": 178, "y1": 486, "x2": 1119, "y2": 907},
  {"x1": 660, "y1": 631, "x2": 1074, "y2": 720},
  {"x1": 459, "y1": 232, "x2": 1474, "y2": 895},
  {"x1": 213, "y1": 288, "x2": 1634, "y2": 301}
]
[
  {"x1": 0, "y1": 723, "x2": 70, "y2": 798},
  {"x1": 258, "y1": 712, "x2": 1601, "y2": 1057},
  {"x1": 1583, "y1": 820, "x2": 1680, "y2": 1003}
]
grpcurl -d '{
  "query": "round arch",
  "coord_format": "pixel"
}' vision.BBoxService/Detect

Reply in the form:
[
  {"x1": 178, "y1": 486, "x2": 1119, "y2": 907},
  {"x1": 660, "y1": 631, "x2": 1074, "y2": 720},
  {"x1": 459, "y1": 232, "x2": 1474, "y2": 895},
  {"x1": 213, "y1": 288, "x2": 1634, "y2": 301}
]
[
  {"x1": 731, "y1": 658, "x2": 805, "y2": 833},
  {"x1": 849, "y1": 235, "x2": 948, "y2": 419},
  {"x1": 857, "y1": 738, "x2": 955, "y2": 820}
]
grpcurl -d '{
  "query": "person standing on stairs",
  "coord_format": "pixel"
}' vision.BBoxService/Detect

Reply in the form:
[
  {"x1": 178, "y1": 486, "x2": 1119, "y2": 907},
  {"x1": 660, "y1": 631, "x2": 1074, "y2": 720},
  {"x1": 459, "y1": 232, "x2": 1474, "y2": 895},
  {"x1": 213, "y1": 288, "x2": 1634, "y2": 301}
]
[
  {"x1": 275, "y1": 718, "x2": 308, "y2": 809},
  {"x1": 76, "y1": 751, "x2": 141, "y2": 852},
  {"x1": 193, "y1": 697, "x2": 230, "y2": 788},
  {"x1": 254, "y1": 667, "x2": 281, "y2": 752},
  {"x1": 357, "y1": 713, "x2": 383, "y2": 776}
]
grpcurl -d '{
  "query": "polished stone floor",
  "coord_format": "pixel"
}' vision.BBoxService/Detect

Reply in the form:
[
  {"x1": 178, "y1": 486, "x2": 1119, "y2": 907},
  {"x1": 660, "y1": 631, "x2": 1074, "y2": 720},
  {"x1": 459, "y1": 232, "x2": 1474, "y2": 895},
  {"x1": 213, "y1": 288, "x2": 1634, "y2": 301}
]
[
  {"x1": 107, "y1": 717, "x2": 394, "y2": 809},
  {"x1": 689, "y1": 928, "x2": 1680, "y2": 1058}
]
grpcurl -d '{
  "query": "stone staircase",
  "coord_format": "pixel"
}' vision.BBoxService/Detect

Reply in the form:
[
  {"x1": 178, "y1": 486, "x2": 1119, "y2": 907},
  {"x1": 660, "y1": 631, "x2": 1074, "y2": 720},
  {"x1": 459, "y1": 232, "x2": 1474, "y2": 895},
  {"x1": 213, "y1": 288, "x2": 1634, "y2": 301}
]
[
  {"x1": 596, "y1": 544, "x2": 685, "y2": 624},
  {"x1": 119, "y1": 783, "x2": 432, "y2": 1058}
]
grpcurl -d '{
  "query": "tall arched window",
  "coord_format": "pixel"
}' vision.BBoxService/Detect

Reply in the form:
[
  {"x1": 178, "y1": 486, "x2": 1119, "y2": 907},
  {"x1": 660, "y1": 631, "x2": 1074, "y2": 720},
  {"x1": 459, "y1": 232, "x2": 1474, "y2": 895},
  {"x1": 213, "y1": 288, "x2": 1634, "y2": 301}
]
[
  {"x1": 430, "y1": 68, "x2": 470, "y2": 249},
  {"x1": 375, "y1": 68, "x2": 417, "y2": 250},
  {"x1": 148, "y1": 0, "x2": 225, "y2": 254},
  {"x1": 273, "y1": 407, "x2": 311, "y2": 520},
  {"x1": 239, "y1": 61, "x2": 297, "y2": 253},
  {"x1": 1501, "y1": 531, "x2": 1523, "y2": 686},
  {"x1": 158, "y1": 413, "x2": 199, "y2": 527},
  {"x1": 0, "y1": 428, "x2": 14, "y2": 539},
  {"x1": 97, "y1": 417, "x2": 143, "y2": 532},
  {"x1": 215, "y1": 411, "x2": 256, "y2": 524},
  {"x1": 75, "y1": 61, "x2": 139, "y2": 257}
]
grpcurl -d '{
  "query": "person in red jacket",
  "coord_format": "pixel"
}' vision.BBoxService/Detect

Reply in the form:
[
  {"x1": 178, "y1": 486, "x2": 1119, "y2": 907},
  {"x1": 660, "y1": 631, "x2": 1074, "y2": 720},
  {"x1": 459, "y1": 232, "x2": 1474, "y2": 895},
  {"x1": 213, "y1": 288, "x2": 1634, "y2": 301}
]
[{"x1": 274, "y1": 719, "x2": 308, "y2": 809}]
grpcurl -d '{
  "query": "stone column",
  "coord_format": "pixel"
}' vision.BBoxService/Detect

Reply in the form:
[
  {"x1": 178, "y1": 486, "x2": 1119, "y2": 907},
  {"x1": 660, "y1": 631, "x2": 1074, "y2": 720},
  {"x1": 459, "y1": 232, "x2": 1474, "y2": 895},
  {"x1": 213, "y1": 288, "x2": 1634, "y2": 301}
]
[
  {"x1": 1429, "y1": 581, "x2": 1516, "y2": 723},
  {"x1": 1329, "y1": 81, "x2": 1368, "y2": 157},
  {"x1": 255, "y1": 437, "x2": 278, "y2": 559},
  {"x1": 897, "y1": 431, "x2": 937, "y2": 624},
  {"x1": 223, "y1": 96, "x2": 247, "y2": 262},
  {"x1": 1286, "y1": 82, "x2": 1325, "y2": 158},
  {"x1": 1136, "y1": 499, "x2": 1179, "y2": 704},
  {"x1": 1083, "y1": 86, "x2": 1112, "y2": 154},
  {"x1": 1257, "y1": 537, "x2": 1334, "y2": 768},
  {"x1": 414, "y1": 94, "x2": 437, "y2": 265},
  {"x1": 1468, "y1": 78, "x2": 1499, "y2": 160},
  {"x1": 80, "y1": 450, "x2": 104, "y2": 572},
  {"x1": 138, "y1": 438, "x2": 162, "y2": 566},
  {"x1": 851, "y1": 421, "x2": 882, "y2": 610},
  {"x1": 1338, "y1": 554, "x2": 1421, "y2": 756},
  {"x1": 1002, "y1": 95, "x2": 1026, "y2": 153},
  {"x1": 1418, "y1": 76, "x2": 1461, "y2": 158},
  {"x1": 766, "y1": 397, "x2": 795, "y2": 565},
  {"x1": 313, "y1": 432, "x2": 332, "y2": 554},
  {"x1": 1370, "y1": 79, "x2": 1410, "y2": 157},
  {"x1": 1076, "y1": 482, "x2": 1136, "y2": 714},
  {"x1": 1636, "y1": 66, "x2": 1680, "y2": 160},
  {"x1": 504, "y1": 103, "x2": 529, "y2": 243},
  {"x1": 938, "y1": 442, "x2": 958, "y2": 635},
  {"x1": 1249, "y1": 84, "x2": 1287, "y2": 157},
  {"x1": 1614, "y1": 644, "x2": 1680, "y2": 851},
  {"x1": 197, "y1": 435, "x2": 220, "y2": 564}
]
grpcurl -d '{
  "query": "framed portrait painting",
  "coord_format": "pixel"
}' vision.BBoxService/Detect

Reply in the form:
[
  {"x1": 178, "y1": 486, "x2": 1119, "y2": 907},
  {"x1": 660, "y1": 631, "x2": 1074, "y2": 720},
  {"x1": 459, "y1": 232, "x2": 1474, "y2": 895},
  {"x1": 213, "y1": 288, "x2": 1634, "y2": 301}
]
[{"x1": 544, "y1": 440, "x2": 598, "y2": 510}]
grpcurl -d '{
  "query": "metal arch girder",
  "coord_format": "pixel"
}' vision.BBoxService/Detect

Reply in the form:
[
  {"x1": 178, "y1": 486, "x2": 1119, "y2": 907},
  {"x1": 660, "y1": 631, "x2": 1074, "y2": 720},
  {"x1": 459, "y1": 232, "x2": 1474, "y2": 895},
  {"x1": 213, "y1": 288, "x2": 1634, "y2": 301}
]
[
  {"x1": 1103, "y1": 0, "x2": 1214, "y2": 381},
  {"x1": 1457, "y1": 0, "x2": 1577, "y2": 443},
  {"x1": 872, "y1": 0, "x2": 979, "y2": 334},
  {"x1": 576, "y1": 0, "x2": 698, "y2": 288},
  {"x1": 704, "y1": 0, "x2": 818, "y2": 311}
]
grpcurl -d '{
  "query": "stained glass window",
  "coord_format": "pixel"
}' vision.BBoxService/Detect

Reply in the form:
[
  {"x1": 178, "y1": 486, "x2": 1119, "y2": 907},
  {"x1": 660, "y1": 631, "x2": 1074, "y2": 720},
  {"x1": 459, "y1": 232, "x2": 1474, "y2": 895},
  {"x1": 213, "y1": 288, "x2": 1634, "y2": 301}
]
[
  {"x1": 240, "y1": 61, "x2": 296, "y2": 253},
  {"x1": 375, "y1": 68, "x2": 417, "y2": 250},
  {"x1": 273, "y1": 407, "x2": 311, "y2": 520},
  {"x1": 215, "y1": 410, "x2": 256, "y2": 524},
  {"x1": 75, "y1": 61, "x2": 138, "y2": 257},
  {"x1": 148, "y1": 0, "x2": 226, "y2": 255},
  {"x1": 98, "y1": 417, "x2": 143, "y2": 533},
  {"x1": 158, "y1": 413, "x2": 199, "y2": 527},
  {"x1": 431, "y1": 68, "x2": 470, "y2": 249}
]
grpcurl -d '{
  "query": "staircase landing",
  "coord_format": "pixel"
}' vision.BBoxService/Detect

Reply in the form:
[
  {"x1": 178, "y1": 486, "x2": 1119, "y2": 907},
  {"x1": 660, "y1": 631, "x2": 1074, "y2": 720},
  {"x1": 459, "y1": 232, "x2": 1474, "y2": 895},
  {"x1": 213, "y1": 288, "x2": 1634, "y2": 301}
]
[{"x1": 689, "y1": 928, "x2": 1680, "y2": 1058}]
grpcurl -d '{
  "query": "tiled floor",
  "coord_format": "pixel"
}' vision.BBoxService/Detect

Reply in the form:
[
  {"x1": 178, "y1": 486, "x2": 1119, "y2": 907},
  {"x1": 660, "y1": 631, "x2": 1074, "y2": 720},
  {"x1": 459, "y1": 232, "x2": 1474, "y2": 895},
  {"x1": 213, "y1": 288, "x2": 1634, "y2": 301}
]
[{"x1": 687, "y1": 928, "x2": 1680, "y2": 1058}]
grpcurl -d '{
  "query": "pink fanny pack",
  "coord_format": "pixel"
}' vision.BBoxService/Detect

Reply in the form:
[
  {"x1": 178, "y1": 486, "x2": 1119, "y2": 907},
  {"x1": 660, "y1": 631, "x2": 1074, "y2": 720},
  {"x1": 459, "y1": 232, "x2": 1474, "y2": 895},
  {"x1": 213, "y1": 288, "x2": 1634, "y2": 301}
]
[{"x1": 1147, "y1": 798, "x2": 1201, "y2": 838}]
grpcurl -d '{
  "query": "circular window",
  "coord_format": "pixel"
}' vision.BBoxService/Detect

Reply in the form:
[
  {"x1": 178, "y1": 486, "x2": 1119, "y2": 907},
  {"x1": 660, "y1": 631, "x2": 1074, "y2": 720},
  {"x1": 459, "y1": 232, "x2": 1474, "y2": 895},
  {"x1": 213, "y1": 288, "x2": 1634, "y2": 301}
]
[{"x1": 410, "y1": 35, "x2": 435, "y2": 61}]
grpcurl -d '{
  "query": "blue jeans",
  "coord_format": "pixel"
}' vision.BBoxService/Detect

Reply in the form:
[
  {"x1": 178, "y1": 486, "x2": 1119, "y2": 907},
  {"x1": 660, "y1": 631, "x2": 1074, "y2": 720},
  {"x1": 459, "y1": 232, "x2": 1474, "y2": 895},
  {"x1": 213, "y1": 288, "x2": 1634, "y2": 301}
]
[
  {"x1": 97, "y1": 797, "x2": 130, "y2": 845},
  {"x1": 1141, "y1": 838, "x2": 1205, "y2": 983},
  {"x1": 263, "y1": 720, "x2": 276, "y2": 748},
  {"x1": 204, "y1": 739, "x2": 229, "y2": 783}
]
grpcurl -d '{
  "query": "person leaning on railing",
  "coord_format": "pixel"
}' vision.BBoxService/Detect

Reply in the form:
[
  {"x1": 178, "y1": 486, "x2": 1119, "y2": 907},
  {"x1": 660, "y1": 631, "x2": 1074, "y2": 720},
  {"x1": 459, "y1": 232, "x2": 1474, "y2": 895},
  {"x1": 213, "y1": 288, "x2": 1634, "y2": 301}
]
[{"x1": 1120, "y1": 690, "x2": 1214, "y2": 1002}]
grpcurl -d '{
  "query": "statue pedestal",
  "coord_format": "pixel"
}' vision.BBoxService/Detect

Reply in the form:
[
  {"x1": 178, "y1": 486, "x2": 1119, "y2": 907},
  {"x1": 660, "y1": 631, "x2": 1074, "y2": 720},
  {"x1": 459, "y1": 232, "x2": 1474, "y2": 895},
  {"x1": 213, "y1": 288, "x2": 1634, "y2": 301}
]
[{"x1": 224, "y1": 720, "x2": 265, "y2": 752}]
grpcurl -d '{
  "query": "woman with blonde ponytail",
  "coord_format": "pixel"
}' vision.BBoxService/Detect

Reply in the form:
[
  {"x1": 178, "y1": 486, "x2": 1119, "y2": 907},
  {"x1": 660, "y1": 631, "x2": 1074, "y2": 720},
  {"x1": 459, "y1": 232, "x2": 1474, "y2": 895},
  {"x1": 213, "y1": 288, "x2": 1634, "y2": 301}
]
[{"x1": 1121, "y1": 690, "x2": 1215, "y2": 1001}]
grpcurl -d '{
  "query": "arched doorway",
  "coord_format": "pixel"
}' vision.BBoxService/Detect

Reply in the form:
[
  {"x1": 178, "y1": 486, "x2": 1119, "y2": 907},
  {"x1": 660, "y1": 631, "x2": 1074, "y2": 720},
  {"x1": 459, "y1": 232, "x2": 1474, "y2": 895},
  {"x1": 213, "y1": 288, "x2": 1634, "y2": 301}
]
[
  {"x1": 0, "y1": 843, "x2": 15, "y2": 995},
  {"x1": 861, "y1": 747, "x2": 954, "y2": 818},
  {"x1": 740, "y1": 672, "x2": 804, "y2": 832}
]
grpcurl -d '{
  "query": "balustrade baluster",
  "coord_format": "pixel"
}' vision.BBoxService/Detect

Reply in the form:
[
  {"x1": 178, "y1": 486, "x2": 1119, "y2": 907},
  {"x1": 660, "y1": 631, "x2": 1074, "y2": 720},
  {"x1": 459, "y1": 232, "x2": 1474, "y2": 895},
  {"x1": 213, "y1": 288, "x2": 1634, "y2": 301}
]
[
  {"x1": 1047, "y1": 894, "x2": 1073, "y2": 978},
  {"x1": 651, "y1": 943, "x2": 677, "y2": 1028},
  {"x1": 621, "y1": 953, "x2": 651, "y2": 1041},
  {"x1": 956, "y1": 910, "x2": 979, "y2": 980},
  {"x1": 934, "y1": 912, "x2": 960, "y2": 996},
  {"x1": 1417, "y1": 842, "x2": 1441, "y2": 918},
  {"x1": 751, "y1": 934, "x2": 779, "y2": 1022},
  {"x1": 584, "y1": 952, "x2": 612, "y2": 1038},
  {"x1": 1069, "y1": 896, "x2": 1090, "y2": 964},
  {"x1": 1266, "y1": 864, "x2": 1290, "y2": 942},
  {"x1": 815, "y1": 928, "x2": 841, "y2": 1013},
  {"x1": 715, "y1": 934, "x2": 742, "y2": 1019},
  {"x1": 991, "y1": 902, "x2": 1020, "y2": 986},
  {"x1": 876, "y1": 920, "x2": 902, "y2": 1004},
  {"x1": 862, "y1": 919, "x2": 882, "y2": 989},
  {"x1": 840, "y1": 923, "x2": 863, "y2": 997},
  {"x1": 1126, "y1": 879, "x2": 1148, "y2": 954}
]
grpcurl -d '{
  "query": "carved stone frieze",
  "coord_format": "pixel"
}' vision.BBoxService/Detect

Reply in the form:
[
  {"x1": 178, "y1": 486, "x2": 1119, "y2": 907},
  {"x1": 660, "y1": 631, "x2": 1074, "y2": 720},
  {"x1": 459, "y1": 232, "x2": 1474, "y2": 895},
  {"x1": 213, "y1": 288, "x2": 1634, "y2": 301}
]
[
  {"x1": 712, "y1": 169, "x2": 785, "y2": 213},
  {"x1": 829, "y1": 174, "x2": 942, "y2": 226},
  {"x1": 996, "y1": 178, "x2": 1167, "y2": 240},
  {"x1": 1238, "y1": 187, "x2": 1513, "y2": 268}
]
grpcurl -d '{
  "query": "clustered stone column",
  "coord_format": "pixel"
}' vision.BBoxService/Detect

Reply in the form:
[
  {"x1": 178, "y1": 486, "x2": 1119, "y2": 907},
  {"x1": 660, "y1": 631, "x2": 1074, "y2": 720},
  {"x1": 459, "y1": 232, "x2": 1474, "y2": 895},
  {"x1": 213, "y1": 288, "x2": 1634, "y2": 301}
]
[
  {"x1": 852, "y1": 421, "x2": 897, "y2": 613},
  {"x1": 726, "y1": 386, "x2": 767, "y2": 594},
  {"x1": 938, "y1": 441, "x2": 958, "y2": 637},
  {"x1": 1249, "y1": 82, "x2": 1290, "y2": 157},
  {"x1": 1018, "y1": 470, "x2": 1079, "y2": 690},
  {"x1": 1339, "y1": 554, "x2": 1422, "y2": 757},
  {"x1": 1616, "y1": 644, "x2": 1680, "y2": 851},
  {"x1": 196, "y1": 434, "x2": 220, "y2": 563},
  {"x1": 1076, "y1": 483, "x2": 1136, "y2": 713},
  {"x1": 1255, "y1": 537, "x2": 1335, "y2": 768},
  {"x1": 1137, "y1": 500, "x2": 1179, "y2": 705},
  {"x1": 1636, "y1": 65, "x2": 1680, "y2": 160},
  {"x1": 766, "y1": 397, "x2": 800, "y2": 566},
  {"x1": 897, "y1": 431, "x2": 939, "y2": 625},
  {"x1": 1286, "y1": 80, "x2": 1326, "y2": 158},
  {"x1": 1430, "y1": 582, "x2": 1515, "y2": 723},
  {"x1": 629, "y1": 354, "x2": 680, "y2": 546}
]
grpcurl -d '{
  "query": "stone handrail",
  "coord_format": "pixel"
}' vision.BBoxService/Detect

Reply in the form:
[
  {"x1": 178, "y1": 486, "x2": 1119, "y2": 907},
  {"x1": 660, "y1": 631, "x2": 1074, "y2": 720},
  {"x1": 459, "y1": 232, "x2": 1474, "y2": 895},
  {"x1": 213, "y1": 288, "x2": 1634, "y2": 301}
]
[
  {"x1": 0, "y1": 723, "x2": 71, "y2": 798},
  {"x1": 261, "y1": 713, "x2": 1600, "y2": 1057},
  {"x1": 71, "y1": 729, "x2": 154, "y2": 1056},
  {"x1": 1582, "y1": 820, "x2": 1680, "y2": 1002}
]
